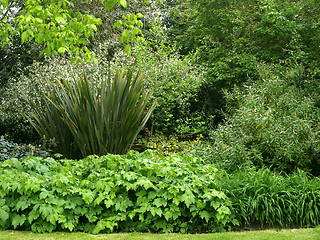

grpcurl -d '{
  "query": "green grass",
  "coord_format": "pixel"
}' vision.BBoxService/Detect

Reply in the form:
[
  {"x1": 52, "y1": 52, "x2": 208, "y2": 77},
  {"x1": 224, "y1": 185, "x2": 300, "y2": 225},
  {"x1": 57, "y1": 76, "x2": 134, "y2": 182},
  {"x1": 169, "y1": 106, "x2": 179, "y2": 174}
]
[{"x1": 1, "y1": 227, "x2": 320, "y2": 240}]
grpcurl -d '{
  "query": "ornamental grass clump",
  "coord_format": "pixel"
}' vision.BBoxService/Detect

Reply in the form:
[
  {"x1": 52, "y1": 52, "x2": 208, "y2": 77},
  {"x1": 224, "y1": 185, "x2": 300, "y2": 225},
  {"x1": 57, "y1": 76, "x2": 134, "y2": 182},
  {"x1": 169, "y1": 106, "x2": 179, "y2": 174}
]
[
  {"x1": 218, "y1": 167, "x2": 320, "y2": 228},
  {"x1": 22, "y1": 70, "x2": 156, "y2": 158}
]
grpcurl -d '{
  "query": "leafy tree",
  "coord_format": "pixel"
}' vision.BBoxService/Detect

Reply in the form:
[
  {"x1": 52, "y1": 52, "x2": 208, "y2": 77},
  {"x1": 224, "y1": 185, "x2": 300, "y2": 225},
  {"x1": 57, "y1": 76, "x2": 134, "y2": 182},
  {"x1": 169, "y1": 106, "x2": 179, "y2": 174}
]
[
  {"x1": 0, "y1": 0, "x2": 144, "y2": 63},
  {"x1": 164, "y1": 0, "x2": 320, "y2": 125}
]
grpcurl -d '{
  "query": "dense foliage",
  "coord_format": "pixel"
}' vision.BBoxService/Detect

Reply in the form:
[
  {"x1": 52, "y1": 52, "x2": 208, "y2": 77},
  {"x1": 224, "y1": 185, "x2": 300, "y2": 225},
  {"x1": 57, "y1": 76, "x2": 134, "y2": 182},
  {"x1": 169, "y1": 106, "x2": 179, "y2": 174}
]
[
  {"x1": 219, "y1": 167, "x2": 320, "y2": 228},
  {"x1": 22, "y1": 69, "x2": 156, "y2": 158},
  {"x1": 208, "y1": 65, "x2": 320, "y2": 174},
  {"x1": 0, "y1": 151, "x2": 232, "y2": 233},
  {"x1": 1, "y1": 151, "x2": 319, "y2": 233},
  {"x1": 109, "y1": 20, "x2": 206, "y2": 135},
  {"x1": 0, "y1": 0, "x2": 144, "y2": 63},
  {"x1": 0, "y1": 28, "x2": 205, "y2": 141},
  {"x1": 164, "y1": 0, "x2": 320, "y2": 121},
  {"x1": 0, "y1": 136, "x2": 49, "y2": 162},
  {"x1": 0, "y1": 59, "x2": 78, "y2": 143},
  {"x1": 1, "y1": 0, "x2": 320, "y2": 234}
]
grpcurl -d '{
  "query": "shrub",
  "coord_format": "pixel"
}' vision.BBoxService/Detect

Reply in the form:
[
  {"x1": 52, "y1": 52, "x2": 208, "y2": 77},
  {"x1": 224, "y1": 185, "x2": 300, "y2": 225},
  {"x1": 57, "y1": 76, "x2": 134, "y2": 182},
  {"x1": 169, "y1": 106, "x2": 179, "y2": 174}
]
[
  {"x1": 0, "y1": 59, "x2": 91, "y2": 143},
  {"x1": 135, "y1": 133, "x2": 216, "y2": 160},
  {"x1": 0, "y1": 136, "x2": 50, "y2": 162},
  {"x1": 209, "y1": 65, "x2": 320, "y2": 174},
  {"x1": 22, "y1": 70, "x2": 156, "y2": 159},
  {"x1": 0, "y1": 151, "x2": 233, "y2": 233},
  {"x1": 165, "y1": 0, "x2": 320, "y2": 126},
  {"x1": 108, "y1": 19, "x2": 207, "y2": 135},
  {"x1": 1, "y1": 30, "x2": 206, "y2": 141},
  {"x1": 218, "y1": 167, "x2": 320, "y2": 228}
]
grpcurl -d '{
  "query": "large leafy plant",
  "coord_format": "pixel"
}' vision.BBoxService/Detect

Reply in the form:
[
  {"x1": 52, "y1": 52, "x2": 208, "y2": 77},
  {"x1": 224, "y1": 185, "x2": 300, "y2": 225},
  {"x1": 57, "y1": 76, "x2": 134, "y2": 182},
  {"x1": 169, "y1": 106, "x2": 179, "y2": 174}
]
[
  {"x1": 0, "y1": 151, "x2": 232, "y2": 233},
  {"x1": 23, "y1": 70, "x2": 156, "y2": 158}
]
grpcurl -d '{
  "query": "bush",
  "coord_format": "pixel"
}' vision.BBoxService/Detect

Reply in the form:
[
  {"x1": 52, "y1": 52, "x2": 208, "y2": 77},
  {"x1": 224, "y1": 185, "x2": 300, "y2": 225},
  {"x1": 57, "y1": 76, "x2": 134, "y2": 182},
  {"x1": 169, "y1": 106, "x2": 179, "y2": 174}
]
[
  {"x1": 135, "y1": 133, "x2": 209, "y2": 157},
  {"x1": 0, "y1": 59, "x2": 91, "y2": 143},
  {"x1": 0, "y1": 136, "x2": 50, "y2": 162},
  {"x1": 218, "y1": 167, "x2": 320, "y2": 228},
  {"x1": 108, "y1": 19, "x2": 207, "y2": 135},
  {"x1": 209, "y1": 65, "x2": 320, "y2": 174},
  {"x1": 22, "y1": 69, "x2": 156, "y2": 159},
  {"x1": 1, "y1": 29, "x2": 206, "y2": 141},
  {"x1": 0, "y1": 151, "x2": 232, "y2": 233}
]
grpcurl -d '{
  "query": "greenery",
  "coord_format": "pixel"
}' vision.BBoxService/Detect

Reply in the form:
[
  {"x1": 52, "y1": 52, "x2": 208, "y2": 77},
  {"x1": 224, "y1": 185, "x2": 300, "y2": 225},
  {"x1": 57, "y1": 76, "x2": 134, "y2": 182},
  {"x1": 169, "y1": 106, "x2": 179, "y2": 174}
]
[
  {"x1": 0, "y1": 59, "x2": 76, "y2": 143},
  {"x1": 208, "y1": 65, "x2": 320, "y2": 174},
  {"x1": 0, "y1": 28, "x2": 204, "y2": 141},
  {"x1": 0, "y1": 57, "x2": 110, "y2": 143},
  {"x1": 164, "y1": 0, "x2": 320, "y2": 122},
  {"x1": 1, "y1": 0, "x2": 320, "y2": 237},
  {"x1": 0, "y1": 136, "x2": 50, "y2": 162},
  {"x1": 218, "y1": 167, "x2": 320, "y2": 229},
  {"x1": 0, "y1": 151, "x2": 232, "y2": 233},
  {"x1": 1, "y1": 227, "x2": 320, "y2": 240},
  {"x1": 135, "y1": 133, "x2": 211, "y2": 157},
  {"x1": 108, "y1": 19, "x2": 206, "y2": 135},
  {"x1": 22, "y1": 69, "x2": 156, "y2": 158},
  {"x1": 0, "y1": 0, "x2": 143, "y2": 63}
]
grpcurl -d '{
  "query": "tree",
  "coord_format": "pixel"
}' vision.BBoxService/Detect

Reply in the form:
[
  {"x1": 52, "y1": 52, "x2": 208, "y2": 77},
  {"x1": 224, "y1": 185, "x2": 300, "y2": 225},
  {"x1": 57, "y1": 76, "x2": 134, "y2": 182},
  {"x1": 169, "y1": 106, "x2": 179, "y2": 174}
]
[
  {"x1": 163, "y1": 0, "x2": 320, "y2": 126},
  {"x1": 0, "y1": 0, "x2": 144, "y2": 63}
]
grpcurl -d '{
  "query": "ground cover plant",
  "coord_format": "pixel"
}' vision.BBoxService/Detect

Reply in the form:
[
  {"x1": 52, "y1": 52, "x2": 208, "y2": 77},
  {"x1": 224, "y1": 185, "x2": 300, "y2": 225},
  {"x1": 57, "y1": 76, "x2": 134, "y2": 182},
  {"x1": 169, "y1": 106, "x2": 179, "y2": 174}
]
[{"x1": 0, "y1": 151, "x2": 232, "y2": 233}]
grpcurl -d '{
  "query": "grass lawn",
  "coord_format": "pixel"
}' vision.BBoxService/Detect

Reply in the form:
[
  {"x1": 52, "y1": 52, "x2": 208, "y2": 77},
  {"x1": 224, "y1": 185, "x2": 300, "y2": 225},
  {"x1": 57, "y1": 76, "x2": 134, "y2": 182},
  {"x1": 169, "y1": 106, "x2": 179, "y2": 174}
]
[{"x1": 0, "y1": 227, "x2": 320, "y2": 240}]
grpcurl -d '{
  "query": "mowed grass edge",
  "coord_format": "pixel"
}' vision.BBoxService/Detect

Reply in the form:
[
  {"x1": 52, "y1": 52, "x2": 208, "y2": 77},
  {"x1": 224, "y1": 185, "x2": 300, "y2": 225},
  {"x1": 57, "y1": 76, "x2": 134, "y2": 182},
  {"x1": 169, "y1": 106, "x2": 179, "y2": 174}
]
[{"x1": 0, "y1": 227, "x2": 320, "y2": 240}]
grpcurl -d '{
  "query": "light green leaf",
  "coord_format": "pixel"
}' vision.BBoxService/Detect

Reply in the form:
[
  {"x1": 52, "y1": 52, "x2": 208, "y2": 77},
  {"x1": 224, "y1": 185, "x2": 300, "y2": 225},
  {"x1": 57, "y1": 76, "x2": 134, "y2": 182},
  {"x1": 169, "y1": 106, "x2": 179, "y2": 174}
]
[
  {"x1": 210, "y1": 201, "x2": 220, "y2": 210},
  {"x1": 124, "y1": 44, "x2": 131, "y2": 55},
  {"x1": 15, "y1": 200, "x2": 30, "y2": 211},
  {"x1": 21, "y1": 31, "x2": 29, "y2": 44},
  {"x1": 181, "y1": 189, "x2": 195, "y2": 207},
  {"x1": 57, "y1": 47, "x2": 66, "y2": 54},
  {"x1": 119, "y1": 0, "x2": 127, "y2": 8},
  {"x1": 0, "y1": 208, "x2": 9, "y2": 222},
  {"x1": 55, "y1": 16, "x2": 66, "y2": 24},
  {"x1": 200, "y1": 210, "x2": 211, "y2": 223},
  {"x1": 12, "y1": 214, "x2": 26, "y2": 229},
  {"x1": 28, "y1": 209, "x2": 40, "y2": 224}
]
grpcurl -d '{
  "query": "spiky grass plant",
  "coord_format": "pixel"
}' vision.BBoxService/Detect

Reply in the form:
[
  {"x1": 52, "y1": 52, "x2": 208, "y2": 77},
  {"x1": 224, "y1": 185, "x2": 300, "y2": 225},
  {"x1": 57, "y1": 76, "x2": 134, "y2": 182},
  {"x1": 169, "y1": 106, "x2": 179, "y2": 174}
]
[
  {"x1": 219, "y1": 167, "x2": 320, "y2": 228},
  {"x1": 23, "y1": 70, "x2": 156, "y2": 158}
]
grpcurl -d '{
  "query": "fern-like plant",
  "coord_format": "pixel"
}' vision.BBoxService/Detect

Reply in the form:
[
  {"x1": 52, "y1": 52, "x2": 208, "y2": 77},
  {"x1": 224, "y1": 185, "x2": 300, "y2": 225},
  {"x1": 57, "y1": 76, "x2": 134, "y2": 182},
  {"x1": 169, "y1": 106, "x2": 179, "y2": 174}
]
[{"x1": 23, "y1": 70, "x2": 156, "y2": 158}]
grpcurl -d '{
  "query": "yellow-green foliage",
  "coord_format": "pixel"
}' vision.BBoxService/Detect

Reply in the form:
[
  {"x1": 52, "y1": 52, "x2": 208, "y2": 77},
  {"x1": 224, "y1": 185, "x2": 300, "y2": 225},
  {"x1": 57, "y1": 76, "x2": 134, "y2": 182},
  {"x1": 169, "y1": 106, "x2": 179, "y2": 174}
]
[{"x1": 138, "y1": 134, "x2": 208, "y2": 156}]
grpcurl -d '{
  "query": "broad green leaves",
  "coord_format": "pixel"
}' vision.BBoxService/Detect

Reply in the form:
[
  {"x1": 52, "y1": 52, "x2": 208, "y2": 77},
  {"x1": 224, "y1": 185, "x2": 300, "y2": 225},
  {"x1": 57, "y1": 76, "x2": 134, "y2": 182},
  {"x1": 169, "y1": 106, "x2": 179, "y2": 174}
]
[
  {"x1": 0, "y1": 151, "x2": 232, "y2": 233},
  {"x1": 0, "y1": 0, "x2": 143, "y2": 63}
]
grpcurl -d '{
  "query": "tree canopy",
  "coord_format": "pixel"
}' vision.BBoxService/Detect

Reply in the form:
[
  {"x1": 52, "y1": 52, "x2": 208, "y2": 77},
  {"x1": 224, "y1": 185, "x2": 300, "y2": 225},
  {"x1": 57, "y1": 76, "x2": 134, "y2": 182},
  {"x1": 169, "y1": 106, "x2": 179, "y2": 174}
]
[{"x1": 0, "y1": 0, "x2": 144, "y2": 63}]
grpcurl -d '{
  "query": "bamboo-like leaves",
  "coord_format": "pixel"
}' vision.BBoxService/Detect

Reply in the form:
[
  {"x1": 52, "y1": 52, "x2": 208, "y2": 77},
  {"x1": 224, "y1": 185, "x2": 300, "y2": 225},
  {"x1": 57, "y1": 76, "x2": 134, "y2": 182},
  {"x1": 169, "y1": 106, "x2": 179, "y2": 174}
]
[{"x1": 23, "y1": 70, "x2": 156, "y2": 158}]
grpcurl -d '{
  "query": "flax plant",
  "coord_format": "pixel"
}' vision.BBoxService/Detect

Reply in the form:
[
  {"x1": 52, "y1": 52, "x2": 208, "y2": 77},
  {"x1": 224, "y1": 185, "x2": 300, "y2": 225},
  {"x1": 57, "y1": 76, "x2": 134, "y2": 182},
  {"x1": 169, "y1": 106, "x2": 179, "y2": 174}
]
[{"x1": 23, "y1": 70, "x2": 156, "y2": 158}]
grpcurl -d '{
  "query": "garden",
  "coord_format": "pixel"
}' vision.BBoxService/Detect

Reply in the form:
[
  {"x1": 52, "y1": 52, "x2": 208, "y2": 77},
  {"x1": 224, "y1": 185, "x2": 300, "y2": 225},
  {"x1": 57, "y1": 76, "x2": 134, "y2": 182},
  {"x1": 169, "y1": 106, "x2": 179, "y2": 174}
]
[{"x1": 0, "y1": 0, "x2": 320, "y2": 238}]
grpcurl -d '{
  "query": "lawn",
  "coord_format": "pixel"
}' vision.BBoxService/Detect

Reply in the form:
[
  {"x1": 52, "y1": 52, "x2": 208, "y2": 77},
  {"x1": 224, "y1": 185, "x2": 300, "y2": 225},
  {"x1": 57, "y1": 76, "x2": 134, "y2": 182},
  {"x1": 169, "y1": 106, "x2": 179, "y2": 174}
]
[{"x1": 1, "y1": 227, "x2": 320, "y2": 240}]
